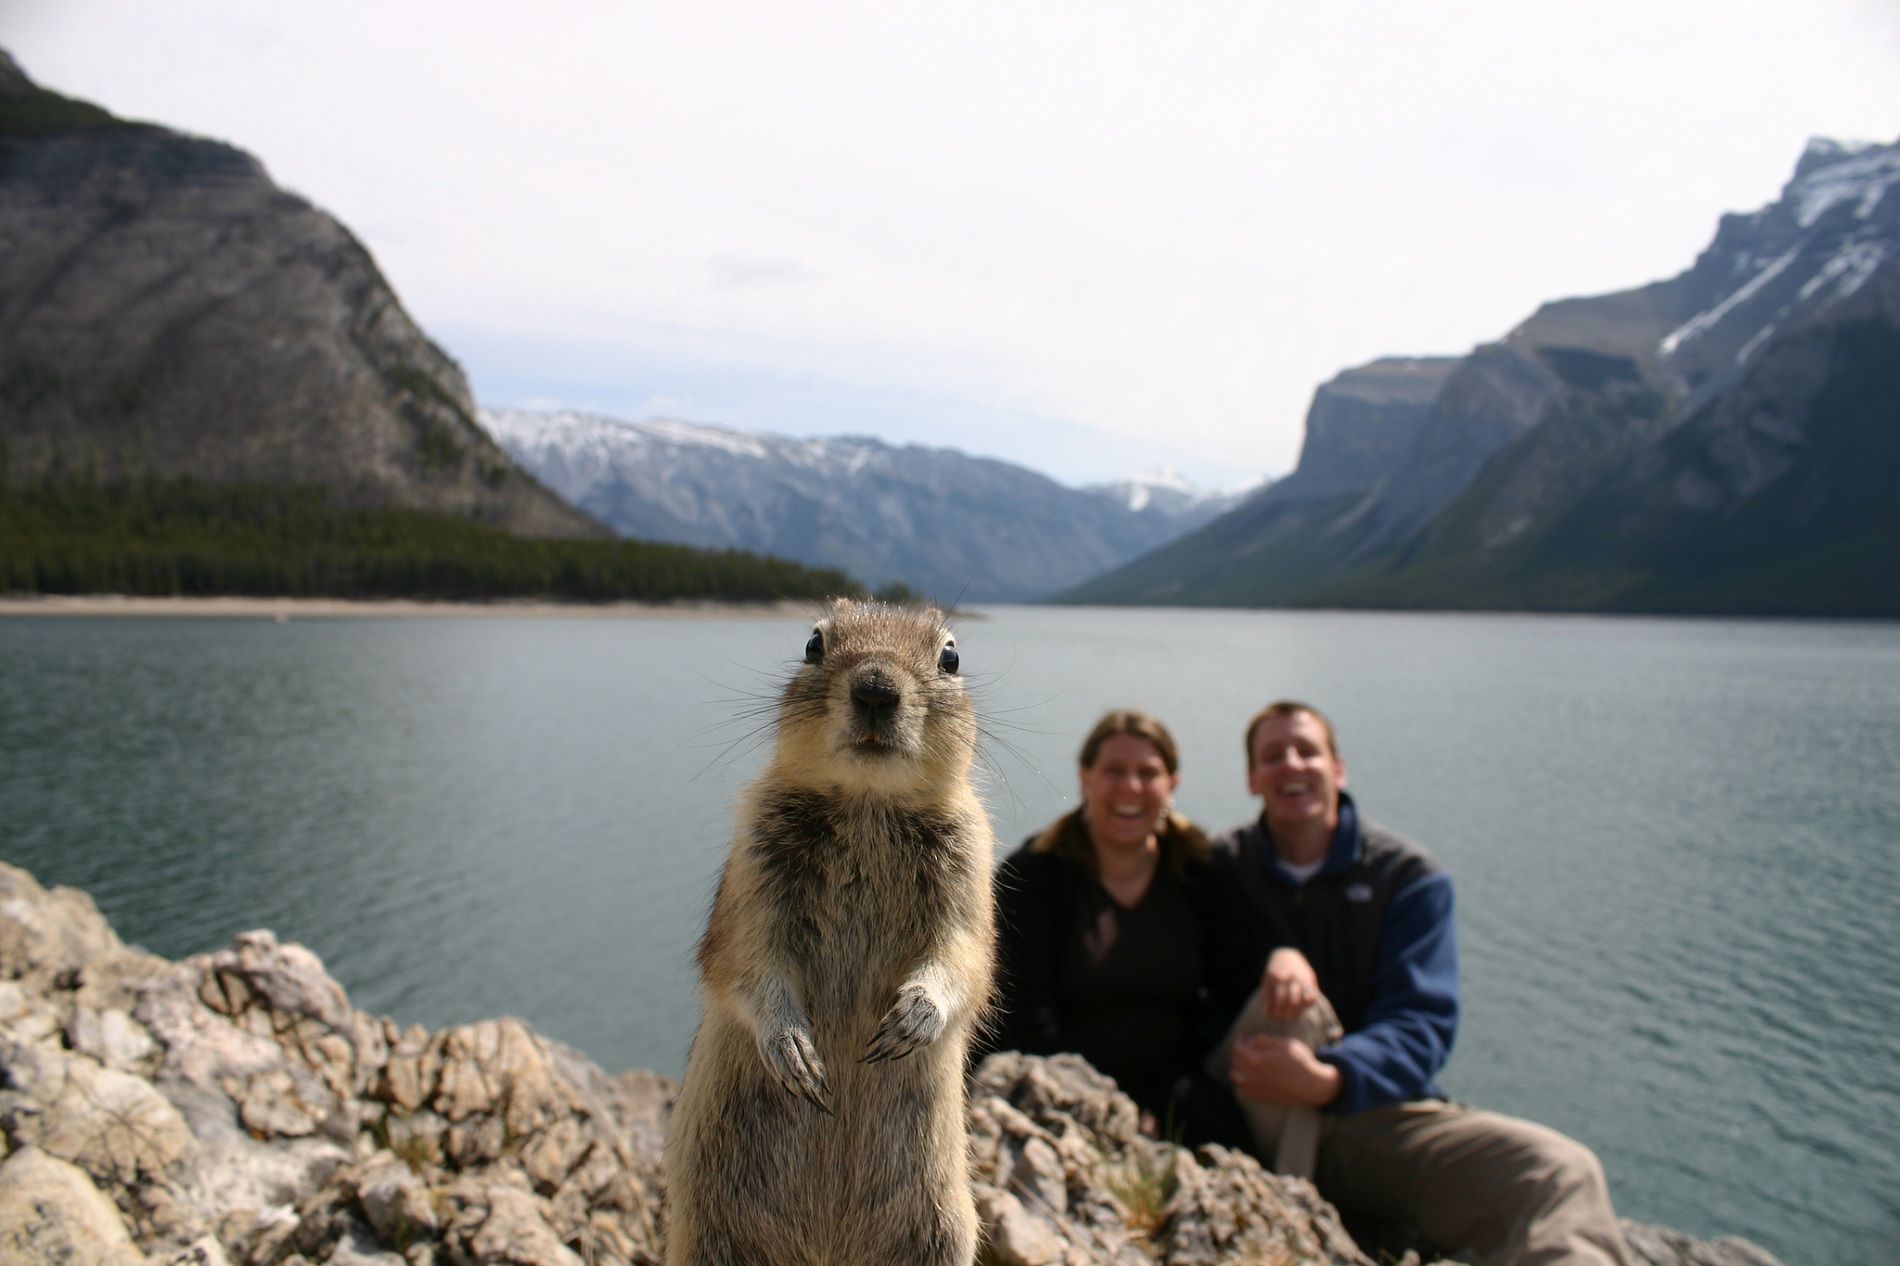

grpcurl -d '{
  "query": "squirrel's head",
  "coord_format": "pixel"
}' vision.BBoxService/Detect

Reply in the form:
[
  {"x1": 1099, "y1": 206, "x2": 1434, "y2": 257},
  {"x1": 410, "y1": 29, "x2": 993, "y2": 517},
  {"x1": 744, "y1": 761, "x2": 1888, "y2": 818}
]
[{"x1": 775, "y1": 598, "x2": 975, "y2": 798}]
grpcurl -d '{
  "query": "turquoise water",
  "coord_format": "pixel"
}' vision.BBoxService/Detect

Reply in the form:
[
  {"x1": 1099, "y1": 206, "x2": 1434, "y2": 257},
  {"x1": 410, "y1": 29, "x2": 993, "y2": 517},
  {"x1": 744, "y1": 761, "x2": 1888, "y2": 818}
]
[{"x1": 2, "y1": 606, "x2": 1896, "y2": 1264}]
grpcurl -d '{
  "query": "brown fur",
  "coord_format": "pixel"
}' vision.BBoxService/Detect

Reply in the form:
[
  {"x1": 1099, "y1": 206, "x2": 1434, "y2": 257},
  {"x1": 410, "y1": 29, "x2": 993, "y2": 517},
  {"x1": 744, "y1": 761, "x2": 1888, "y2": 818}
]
[{"x1": 664, "y1": 599, "x2": 997, "y2": 1266}]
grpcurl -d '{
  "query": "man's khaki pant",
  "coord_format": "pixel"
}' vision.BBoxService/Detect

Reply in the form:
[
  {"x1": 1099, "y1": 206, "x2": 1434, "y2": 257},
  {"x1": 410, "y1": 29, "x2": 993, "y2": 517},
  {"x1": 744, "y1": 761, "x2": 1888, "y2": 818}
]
[{"x1": 1211, "y1": 992, "x2": 1633, "y2": 1266}]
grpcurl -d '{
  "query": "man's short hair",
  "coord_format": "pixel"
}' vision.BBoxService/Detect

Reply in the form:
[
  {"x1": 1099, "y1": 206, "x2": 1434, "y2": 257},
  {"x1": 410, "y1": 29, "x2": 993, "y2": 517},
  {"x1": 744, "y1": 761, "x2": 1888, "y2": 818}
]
[{"x1": 1243, "y1": 700, "x2": 1340, "y2": 767}]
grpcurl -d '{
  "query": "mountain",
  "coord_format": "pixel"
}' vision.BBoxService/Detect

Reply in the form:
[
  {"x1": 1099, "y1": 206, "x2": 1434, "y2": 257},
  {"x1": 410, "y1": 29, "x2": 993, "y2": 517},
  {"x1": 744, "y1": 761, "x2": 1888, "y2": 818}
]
[
  {"x1": 0, "y1": 51, "x2": 600, "y2": 539},
  {"x1": 1064, "y1": 137, "x2": 1900, "y2": 616},
  {"x1": 1055, "y1": 358, "x2": 1458, "y2": 604},
  {"x1": 481, "y1": 407, "x2": 1246, "y2": 602},
  {"x1": 1085, "y1": 468, "x2": 1263, "y2": 517}
]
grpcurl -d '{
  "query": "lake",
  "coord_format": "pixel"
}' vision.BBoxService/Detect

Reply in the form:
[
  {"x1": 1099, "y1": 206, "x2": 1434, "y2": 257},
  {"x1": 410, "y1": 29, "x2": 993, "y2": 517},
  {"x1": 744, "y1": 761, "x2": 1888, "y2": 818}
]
[{"x1": 2, "y1": 605, "x2": 1896, "y2": 1265}]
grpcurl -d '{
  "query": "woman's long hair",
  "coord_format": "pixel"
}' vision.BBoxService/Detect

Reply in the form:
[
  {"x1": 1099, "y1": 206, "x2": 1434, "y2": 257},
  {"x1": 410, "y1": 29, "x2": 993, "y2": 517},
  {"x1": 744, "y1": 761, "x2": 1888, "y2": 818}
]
[{"x1": 1031, "y1": 708, "x2": 1210, "y2": 873}]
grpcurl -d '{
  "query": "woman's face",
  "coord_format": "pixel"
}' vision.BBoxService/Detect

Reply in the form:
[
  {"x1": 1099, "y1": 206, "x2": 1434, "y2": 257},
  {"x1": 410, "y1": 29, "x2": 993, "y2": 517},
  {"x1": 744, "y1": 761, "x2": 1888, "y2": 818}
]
[{"x1": 1079, "y1": 732, "x2": 1182, "y2": 855}]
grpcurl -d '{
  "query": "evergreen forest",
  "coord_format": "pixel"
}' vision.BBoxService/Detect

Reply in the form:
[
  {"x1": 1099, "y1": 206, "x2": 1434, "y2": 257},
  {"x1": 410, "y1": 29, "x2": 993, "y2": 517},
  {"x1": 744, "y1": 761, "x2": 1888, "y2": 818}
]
[{"x1": 0, "y1": 477, "x2": 861, "y2": 604}]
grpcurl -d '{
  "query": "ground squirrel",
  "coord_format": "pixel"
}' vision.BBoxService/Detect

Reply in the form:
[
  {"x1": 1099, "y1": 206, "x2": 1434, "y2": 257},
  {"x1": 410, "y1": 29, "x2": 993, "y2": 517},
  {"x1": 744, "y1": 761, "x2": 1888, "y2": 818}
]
[{"x1": 664, "y1": 598, "x2": 997, "y2": 1266}]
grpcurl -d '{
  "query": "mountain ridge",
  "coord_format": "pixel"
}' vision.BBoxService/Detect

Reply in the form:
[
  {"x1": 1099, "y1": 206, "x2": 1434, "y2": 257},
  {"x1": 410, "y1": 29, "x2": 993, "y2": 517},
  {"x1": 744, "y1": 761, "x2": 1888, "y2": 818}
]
[
  {"x1": 0, "y1": 50, "x2": 602, "y2": 540},
  {"x1": 1062, "y1": 134, "x2": 1900, "y2": 616},
  {"x1": 483, "y1": 406, "x2": 1247, "y2": 602}
]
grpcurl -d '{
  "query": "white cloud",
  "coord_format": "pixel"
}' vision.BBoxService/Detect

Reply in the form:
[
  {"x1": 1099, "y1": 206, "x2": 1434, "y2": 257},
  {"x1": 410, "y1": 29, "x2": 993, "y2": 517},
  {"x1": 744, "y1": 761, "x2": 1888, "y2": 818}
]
[{"x1": 7, "y1": 0, "x2": 1898, "y2": 489}]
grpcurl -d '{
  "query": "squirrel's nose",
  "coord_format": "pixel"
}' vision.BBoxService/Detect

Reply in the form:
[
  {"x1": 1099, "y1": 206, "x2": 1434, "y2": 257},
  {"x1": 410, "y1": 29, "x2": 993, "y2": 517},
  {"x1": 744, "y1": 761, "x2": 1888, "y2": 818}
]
[{"x1": 852, "y1": 675, "x2": 900, "y2": 718}]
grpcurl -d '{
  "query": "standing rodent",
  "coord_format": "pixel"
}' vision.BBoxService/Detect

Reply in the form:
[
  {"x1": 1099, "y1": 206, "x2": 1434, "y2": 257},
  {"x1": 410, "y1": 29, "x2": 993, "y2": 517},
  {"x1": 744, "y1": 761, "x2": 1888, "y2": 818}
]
[{"x1": 664, "y1": 598, "x2": 997, "y2": 1266}]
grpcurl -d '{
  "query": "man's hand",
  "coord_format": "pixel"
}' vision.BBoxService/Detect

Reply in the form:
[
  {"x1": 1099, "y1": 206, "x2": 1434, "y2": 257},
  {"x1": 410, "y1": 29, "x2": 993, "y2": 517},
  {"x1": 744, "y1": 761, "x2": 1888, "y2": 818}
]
[
  {"x1": 1261, "y1": 947, "x2": 1319, "y2": 1022},
  {"x1": 1230, "y1": 1033, "x2": 1341, "y2": 1107}
]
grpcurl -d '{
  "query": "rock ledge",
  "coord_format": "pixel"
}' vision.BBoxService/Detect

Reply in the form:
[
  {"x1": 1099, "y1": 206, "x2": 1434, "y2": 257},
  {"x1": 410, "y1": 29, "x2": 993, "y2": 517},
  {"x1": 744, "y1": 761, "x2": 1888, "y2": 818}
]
[{"x1": 0, "y1": 863, "x2": 1780, "y2": 1266}]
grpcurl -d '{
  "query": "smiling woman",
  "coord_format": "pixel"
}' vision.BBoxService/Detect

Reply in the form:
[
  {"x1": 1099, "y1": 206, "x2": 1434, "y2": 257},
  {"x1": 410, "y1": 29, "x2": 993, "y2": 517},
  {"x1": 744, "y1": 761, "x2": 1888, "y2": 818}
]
[{"x1": 980, "y1": 709, "x2": 1252, "y2": 1144}]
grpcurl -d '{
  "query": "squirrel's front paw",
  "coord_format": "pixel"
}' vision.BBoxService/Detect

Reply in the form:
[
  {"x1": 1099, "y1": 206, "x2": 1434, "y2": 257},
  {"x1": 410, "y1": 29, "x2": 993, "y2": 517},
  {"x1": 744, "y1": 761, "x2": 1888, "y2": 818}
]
[
  {"x1": 864, "y1": 984, "x2": 945, "y2": 1063},
  {"x1": 760, "y1": 1025, "x2": 832, "y2": 1113}
]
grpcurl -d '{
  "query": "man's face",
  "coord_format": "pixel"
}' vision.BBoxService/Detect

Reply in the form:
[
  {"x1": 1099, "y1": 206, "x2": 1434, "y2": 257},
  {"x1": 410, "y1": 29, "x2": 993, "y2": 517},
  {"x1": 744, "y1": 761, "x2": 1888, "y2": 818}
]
[{"x1": 1247, "y1": 711, "x2": 1347, "y2": 833}]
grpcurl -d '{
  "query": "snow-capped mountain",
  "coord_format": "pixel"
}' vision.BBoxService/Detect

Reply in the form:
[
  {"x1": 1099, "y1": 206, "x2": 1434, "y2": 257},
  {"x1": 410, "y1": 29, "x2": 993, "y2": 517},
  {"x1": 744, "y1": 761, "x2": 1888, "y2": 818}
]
[
  {"x1": 1654, "y1": 137, "x2": 1898, "y2": 410},
  {"x1": 1067, "y1": 135, "x2": 1900, "y2": 616},
  {"x1": 1084, "y1": 469, "x2": 1260, "y2": 517},
  {"x1": 480, "y1": 408, "x2": 1243, "y2": 602}
]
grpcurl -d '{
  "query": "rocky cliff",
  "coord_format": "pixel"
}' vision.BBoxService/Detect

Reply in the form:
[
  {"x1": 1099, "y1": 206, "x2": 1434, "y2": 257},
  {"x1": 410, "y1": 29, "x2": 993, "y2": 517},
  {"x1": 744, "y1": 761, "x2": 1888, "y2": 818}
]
[
  {"x1": 1065, "y1": 136, "x2": 1900, "y2": 615},
  {"x1": 0, "y1": 861, "x2": 1783, "y2": 1266},
  {"x1": 0, "y1": 52, "x2": 601, "y2": 539},
  {"x1": 1054, "y1": 355, "x2": 1457, "y2": 605},
  {"x1": 1268, "y1": 358, "x2": 1458, "y2": 504}
]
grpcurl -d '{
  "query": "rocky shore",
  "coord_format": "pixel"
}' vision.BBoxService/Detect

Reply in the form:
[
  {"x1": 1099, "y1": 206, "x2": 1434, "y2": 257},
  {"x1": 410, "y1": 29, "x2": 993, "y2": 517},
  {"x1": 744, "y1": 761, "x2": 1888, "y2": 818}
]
[{"x1": 0, "y1": 862, "x2": 1781, "y2": 1266}]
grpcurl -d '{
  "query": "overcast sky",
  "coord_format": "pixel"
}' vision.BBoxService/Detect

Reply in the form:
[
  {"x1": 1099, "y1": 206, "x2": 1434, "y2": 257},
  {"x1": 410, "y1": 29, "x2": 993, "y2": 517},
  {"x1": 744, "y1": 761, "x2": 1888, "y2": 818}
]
[{"x1": 8, "y1": 2, "x2": 1898, "y2": 490}]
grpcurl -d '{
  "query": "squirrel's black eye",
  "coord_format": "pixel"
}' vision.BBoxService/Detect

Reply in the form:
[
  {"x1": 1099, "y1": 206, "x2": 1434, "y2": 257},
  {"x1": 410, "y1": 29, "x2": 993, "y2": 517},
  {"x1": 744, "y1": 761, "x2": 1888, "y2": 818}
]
[
  {"x1": 938, "y1": 643, "x2": 959, "y2": 675},
  {"x1": 804, "y1": 630, "x2": 824, "y2": 664}
]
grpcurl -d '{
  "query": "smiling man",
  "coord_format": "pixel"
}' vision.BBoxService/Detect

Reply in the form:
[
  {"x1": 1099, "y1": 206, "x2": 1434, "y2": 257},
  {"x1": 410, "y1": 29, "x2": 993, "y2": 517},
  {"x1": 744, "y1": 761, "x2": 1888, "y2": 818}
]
[{"x1": 1209, "y1": 700, "x2": 1634, "y2": 1266}]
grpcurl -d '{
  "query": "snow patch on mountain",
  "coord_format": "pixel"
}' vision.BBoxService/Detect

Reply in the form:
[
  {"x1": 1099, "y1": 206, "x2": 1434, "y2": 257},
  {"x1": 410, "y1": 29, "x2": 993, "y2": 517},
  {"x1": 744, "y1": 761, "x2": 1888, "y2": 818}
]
[
  {"x1": 1798, "y1": 239, "x2": 1891, "y2": 304},
  {"x1": 1656, "y1": 136, "x2": 1900, "y2": 382},
  {"x1": 636, "y1": 416, "x2": 774, "y2": 459},
  {"x1": 1735, "y1": 322, "x2": 1779, "y2": 367},
  {"x1": 1660, "y1": 247, "x2": 1801, "y2": 357},
  {"x1": 1794, "y1": 144, "x2": 1900, "y2": 228},
  {"x1": 1087, "y1": 468, "x2": 1208, "y2": 513}
]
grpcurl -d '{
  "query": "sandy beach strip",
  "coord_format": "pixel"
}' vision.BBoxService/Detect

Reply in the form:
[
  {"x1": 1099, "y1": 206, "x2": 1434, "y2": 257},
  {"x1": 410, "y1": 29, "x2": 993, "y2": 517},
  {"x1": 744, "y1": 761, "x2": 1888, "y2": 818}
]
[{"x1": 0, "y1": 595, "x2": 817, "y2": 621}]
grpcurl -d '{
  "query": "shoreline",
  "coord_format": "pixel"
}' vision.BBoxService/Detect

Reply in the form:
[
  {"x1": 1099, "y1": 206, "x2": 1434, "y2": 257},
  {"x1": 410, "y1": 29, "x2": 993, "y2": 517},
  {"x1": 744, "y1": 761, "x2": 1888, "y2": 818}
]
[{"x1": 0, "y1": 594, "x2": 816, "y2": 620}]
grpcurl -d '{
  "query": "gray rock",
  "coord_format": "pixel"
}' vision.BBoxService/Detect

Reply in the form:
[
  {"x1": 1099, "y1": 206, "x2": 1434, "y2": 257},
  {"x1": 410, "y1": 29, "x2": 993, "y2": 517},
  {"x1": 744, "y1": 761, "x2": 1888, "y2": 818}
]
[
  {"x1": 352, "y1": 1153, "x2": 437, "y2": 1246},
  {"x1": 0, "y1": 1037, "x2": 194, "y2": 1188},
  {"x1": 325, "y1": 1223, "x2": 408, "y2": 1266},
  {"x1": 133, "y1": 946, "x2": 357, "y2": 1248},
  {"x1": 0, "y1": 1145, "x2": 144, "y2": 1266},
  {"x1": 971, "y1": 1052, "x2": 1374, "y2": 1266},
  {"x1": 979, "y1": 1189, "x2": 1070, "y2": 1266},
  {"x1": 1624, "y1": 1222, "x2": 1788, "y2": 1266},
  {"x1": 0, "y1": 979, "x2": 61, "y2": 1047},
  {"x1": 0, "y1": 859, "x2": 1783, "y2": 1266},
  {"x1": 0, "y1": 865, "x2": 137, "y2": 991},
  {"x1": 452, "y1": 1184, "x2": 584, "y2": 1266},
  {"x1": 1161, "y1": 1146, "x2": 1371, "y2": 1266},
  {"x1": 152, "y1": 1238, "x2": 236, "y2": 1266},
  {"x1": 71, "y1": 1005, "x2": 159, "y2": 1072}
]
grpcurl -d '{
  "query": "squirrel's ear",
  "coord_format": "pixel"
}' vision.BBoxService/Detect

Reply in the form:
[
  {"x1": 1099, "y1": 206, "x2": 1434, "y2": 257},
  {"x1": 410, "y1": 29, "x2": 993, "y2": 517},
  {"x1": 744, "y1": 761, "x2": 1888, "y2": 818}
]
[{"x1": 832, "y1": 596, "x2": 856, "y2": 613}]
